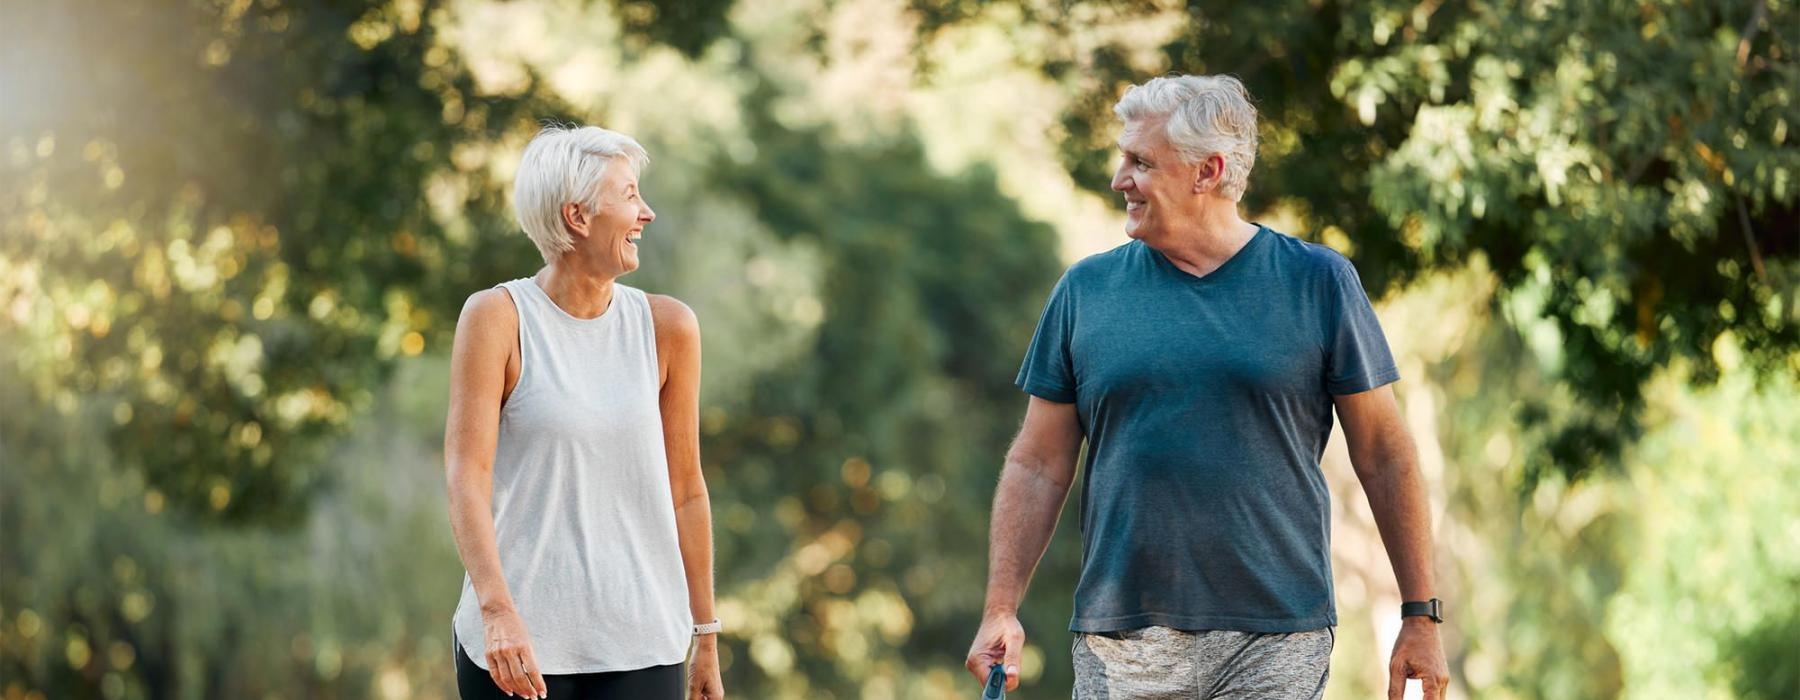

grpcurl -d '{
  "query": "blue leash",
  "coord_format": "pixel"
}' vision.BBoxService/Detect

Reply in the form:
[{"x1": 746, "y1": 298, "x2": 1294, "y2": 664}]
[{"x1": 983, "y1": 663, "x2": 1006, "y2": 700}]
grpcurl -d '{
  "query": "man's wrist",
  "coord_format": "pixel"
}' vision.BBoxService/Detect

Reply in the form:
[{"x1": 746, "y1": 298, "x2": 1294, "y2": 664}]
[{"x1": 1400, "y1": 598, "x2": 1444, "y2": 624}]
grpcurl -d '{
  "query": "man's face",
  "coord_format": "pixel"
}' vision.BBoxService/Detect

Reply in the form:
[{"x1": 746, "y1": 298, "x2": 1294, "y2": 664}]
[
  {"x1": 1110, "y1": 117, "x2": 1197, "y2": 243},
  {"x1": 585, "y1": 156, "x2": 656, "y2": 274}
]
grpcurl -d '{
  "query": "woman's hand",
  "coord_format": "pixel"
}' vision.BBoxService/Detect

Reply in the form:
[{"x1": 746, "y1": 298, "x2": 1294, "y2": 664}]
[
  {"x1": 688, "y1": 635, "x2": 724, "y2": 700},
  {"x1": 482, "y1": 606, "x2": 547, "y2": 698}
]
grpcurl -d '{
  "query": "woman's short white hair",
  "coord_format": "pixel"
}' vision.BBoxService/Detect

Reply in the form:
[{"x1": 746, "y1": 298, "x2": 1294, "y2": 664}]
[
  {"x1": 512, "y1": 124, "x2": 650, "y2": 262},
  {"x1": 1113, "y1": 75, "x2": 1259, "y2": 201}
]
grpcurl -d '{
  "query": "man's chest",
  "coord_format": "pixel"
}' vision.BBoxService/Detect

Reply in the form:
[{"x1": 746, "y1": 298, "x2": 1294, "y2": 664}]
[{"x1": 1068, "y1": 289, "x2": 1326, "y2": 400}]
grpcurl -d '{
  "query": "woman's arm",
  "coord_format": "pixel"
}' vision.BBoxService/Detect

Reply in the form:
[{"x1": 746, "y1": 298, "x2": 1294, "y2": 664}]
[
  {"x1": 649, "y1": 294, "x2": 722, "y2": 700},
  {"x1": 444, "y1": 288, "x2": 546, "y2": 699}
]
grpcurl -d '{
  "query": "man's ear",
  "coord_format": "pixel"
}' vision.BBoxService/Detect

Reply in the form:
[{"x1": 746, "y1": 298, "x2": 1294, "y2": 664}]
[
  {"x1": 561, "y1": 201, "x2": 590, "y2": 240},
  {"x1": 1191, "y1": 154, "x2": 1226, "y2": 195}
]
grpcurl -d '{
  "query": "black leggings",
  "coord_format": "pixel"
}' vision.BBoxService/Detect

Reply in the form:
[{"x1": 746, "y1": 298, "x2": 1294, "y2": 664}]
[{"x1": 455, "y1": 639, "x2": 684, "y2": 699}]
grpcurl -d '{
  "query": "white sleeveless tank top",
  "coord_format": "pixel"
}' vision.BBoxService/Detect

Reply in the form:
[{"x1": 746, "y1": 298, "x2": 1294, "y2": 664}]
[{"x1": 453, "y1": 278, "x2": 691, "y2": 673}]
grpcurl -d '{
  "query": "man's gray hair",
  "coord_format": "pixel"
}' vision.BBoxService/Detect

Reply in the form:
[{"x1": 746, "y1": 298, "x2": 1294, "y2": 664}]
[
  {"x1": 1113, "y1": 75, "x2": 1259, "y2": 201},
  {"x1": 512, "y1": 124, "x2": 650, "y2": 262}
]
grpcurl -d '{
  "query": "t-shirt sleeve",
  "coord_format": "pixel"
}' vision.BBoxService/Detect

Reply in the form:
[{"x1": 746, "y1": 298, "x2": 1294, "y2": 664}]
[
  {"x1": 1324, "y1": 258, "x2": 1401, "y2": 395},
  {"x1": 1016, "y1": 272, "x2": 1078, "y2": 403}
]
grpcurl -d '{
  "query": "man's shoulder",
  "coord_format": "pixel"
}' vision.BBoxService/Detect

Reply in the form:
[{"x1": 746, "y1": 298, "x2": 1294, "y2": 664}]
[
  {"x1": 1061, "y1": 241, "x2": 1143, "y2": 285},
  {"x1": 1261, "y1": 227, "x2": 1357, "y2": 281}
]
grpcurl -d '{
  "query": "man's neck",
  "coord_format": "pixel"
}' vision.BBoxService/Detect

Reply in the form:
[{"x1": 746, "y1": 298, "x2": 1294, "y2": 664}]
[{"x1": 1148, "y1": 206, "x2": 1260, "y2": 279}]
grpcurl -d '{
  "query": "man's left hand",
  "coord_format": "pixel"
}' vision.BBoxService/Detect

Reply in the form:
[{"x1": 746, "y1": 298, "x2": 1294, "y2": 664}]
[{"x1": 1387, "y1": 617, "x2": 1449, "y2": 699}]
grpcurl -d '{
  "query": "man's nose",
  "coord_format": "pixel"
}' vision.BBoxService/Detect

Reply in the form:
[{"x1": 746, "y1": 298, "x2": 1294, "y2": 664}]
[{"x1": 1110, "y1": 163, "x2": 1130, "y2": 192}]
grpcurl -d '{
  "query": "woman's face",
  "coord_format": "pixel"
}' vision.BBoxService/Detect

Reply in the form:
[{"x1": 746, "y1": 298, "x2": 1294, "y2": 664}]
[{"x1": 582, "y1": 156, "x2": 656, "y2": 274}]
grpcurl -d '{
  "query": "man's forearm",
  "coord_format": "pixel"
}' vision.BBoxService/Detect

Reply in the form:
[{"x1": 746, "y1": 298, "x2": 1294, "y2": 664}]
[
  {"x1": 1358, "y1": 459, "x2": 1437, "y2": 601},
  {"x1": 984, "y1": 458, "x2": 1074, "y2": 616}
]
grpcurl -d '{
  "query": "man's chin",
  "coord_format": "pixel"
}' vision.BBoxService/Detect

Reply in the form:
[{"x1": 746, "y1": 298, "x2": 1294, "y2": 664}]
[{"x1": 1124, "y1": 213, "x2": 1151, "y2": 239}]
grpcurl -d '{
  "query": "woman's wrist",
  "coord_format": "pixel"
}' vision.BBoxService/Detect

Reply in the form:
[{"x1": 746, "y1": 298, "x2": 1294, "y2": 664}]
[{"x1": 479, "y1": 598, "x2": 518, "y2": 617}]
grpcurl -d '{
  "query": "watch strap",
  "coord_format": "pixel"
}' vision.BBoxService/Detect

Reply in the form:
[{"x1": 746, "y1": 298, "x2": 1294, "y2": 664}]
[
  {"x1": 693, "y1": 619, "x2": 722, "y2": 635},
  {"x1": 1400, "y1": 598, "x2": 1443, "y2": 623}
]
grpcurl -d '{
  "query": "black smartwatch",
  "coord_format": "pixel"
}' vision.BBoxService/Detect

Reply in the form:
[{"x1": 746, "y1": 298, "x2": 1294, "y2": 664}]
[{"x1": 1401, "y1": 598, "x2": 1443, "y2": 623}]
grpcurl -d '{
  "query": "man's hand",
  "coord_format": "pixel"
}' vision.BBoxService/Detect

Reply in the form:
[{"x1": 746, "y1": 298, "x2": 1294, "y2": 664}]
[
  {"x1": 965, "y1": 612, "x2": 1025, "y2": 691},
  {"x1": 1387, "y1": 618, "x2": 1449, "y2": 699},
  {"x1": 687, "y1": 635, "x2": 724, "y2": 700}
]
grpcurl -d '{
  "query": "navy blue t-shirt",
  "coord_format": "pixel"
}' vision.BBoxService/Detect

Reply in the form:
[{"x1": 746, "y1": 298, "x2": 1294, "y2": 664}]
[{"x1": 1017, "y1": 225, "x2": 1399, "y2": 634}]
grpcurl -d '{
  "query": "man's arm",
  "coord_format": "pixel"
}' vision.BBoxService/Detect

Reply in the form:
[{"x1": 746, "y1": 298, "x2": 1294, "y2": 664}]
[
  {"x1": 965, "y1": 396, "x2": 1084, "y2": 691},
  {"x1": 1335, "y1": 385, "x2": 1450, "y2": 700}
]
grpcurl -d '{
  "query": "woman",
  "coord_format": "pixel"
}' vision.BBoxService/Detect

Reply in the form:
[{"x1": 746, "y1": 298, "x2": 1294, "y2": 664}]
[{"x1": 444, "y1": 125, "x2": 724, "y2": 700}]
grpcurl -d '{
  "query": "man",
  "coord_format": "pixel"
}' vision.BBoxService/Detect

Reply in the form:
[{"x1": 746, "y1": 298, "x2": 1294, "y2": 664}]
[{"x1": 964, "y1": 75, "x2": 1450, "y2": 699}]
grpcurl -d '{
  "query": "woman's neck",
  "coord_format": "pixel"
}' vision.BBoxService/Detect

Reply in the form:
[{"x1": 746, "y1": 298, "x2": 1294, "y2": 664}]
[{"x1": 535, "y1": 261, "x2": 616, "y2": 319}]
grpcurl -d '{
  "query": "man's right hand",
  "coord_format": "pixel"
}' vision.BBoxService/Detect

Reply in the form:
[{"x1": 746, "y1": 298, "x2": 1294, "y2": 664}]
[
  {"x1": 965, "y1": 612, "x2": 1026, "y2": 692},
  {"x1": 483, "y1": 606, "x2": 547, "y2": 699},
  {"x1": 969, "y1": 397, "x2": 1079, "y2": 693}
]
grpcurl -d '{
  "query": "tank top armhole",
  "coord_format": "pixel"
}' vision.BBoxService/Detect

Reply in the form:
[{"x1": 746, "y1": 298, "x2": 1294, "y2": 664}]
[
  {"x1": 494, "y1": 281, "x2": 534, "y2": 409},
  {"x1": 631, "y1": 286, "x2": 667, "y2": 389}
]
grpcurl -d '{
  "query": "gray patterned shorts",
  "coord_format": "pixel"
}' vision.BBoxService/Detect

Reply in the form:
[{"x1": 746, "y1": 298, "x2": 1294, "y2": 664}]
[{"x1": 1072, "y1": 626, "x2": 1333, "y2": 699}]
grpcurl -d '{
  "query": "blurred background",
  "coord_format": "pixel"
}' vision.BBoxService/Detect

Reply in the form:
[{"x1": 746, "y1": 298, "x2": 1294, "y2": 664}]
[{"x1": 2, "y1": 0, "x2": 1796, "y2": 698}]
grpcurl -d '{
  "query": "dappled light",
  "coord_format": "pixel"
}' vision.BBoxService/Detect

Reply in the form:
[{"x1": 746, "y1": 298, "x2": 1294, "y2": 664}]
[{"x1": 2, "y1": 0, "x2": 1795, "y2": 698}]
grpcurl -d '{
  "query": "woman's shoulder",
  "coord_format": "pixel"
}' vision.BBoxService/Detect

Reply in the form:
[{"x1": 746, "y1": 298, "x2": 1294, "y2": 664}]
[
  {"x1": 464, "y1": 285, "x2": 519, "y2": 316},
  {"x1": 456, "y1": 286, "x2": 521, "y2": 335},
  {"x1": 643, "y1": 292, "x2": 699, "y2": 340}
]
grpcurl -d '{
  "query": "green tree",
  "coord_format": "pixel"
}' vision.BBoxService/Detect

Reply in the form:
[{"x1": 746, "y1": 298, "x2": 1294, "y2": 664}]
[
  {"x1": 0, "y1": 1, "x2": 572, "y2": 693},
  {"x1": 634, "y1": 79, "x2": 1071, "y2": 694},
  {"x1": 1, "y1": 0, "x2": 563, "y2": 525},
  {"x1": 2, "y1": 0, "x2": 1070, "y2": 695},
  {"x1": 913, "y1": 0, "x2": 1800, "y2": 482},
  {"x1": 9, "y1": 0, "x2": 1798, "y2": 697}
]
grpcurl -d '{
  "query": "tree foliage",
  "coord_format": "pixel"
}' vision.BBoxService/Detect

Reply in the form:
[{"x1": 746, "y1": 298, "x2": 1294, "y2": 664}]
[
  {"x1": 688, "y1": 82, "x2": 1067, "y2": 692},
  {"x1": 4, "y1": 0, "x2": 1798, "y2": 698},
  {"x1": 2, "y1": 0, "x2": 565, "y2": 525},
  {"x1": 913, "y1": 0, "x2": 1800, "y2": 481},
  {"x1": 3, "y1": 0, "x2": 1069, "y2": 695}
]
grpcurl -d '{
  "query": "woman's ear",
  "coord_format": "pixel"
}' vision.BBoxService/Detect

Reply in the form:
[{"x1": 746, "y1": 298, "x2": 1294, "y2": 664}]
[{"x1": 561, "y1": 201, "x2": 590, "y2": 240}]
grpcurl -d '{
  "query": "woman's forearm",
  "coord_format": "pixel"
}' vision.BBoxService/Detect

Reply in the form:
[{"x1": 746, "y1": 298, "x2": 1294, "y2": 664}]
[
  {"x1": 673, "y1": 491, "x2": 716, "y2": 624},
  {"x1": 446, "y1": 464, "x2": 516, "y2": 615}
]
